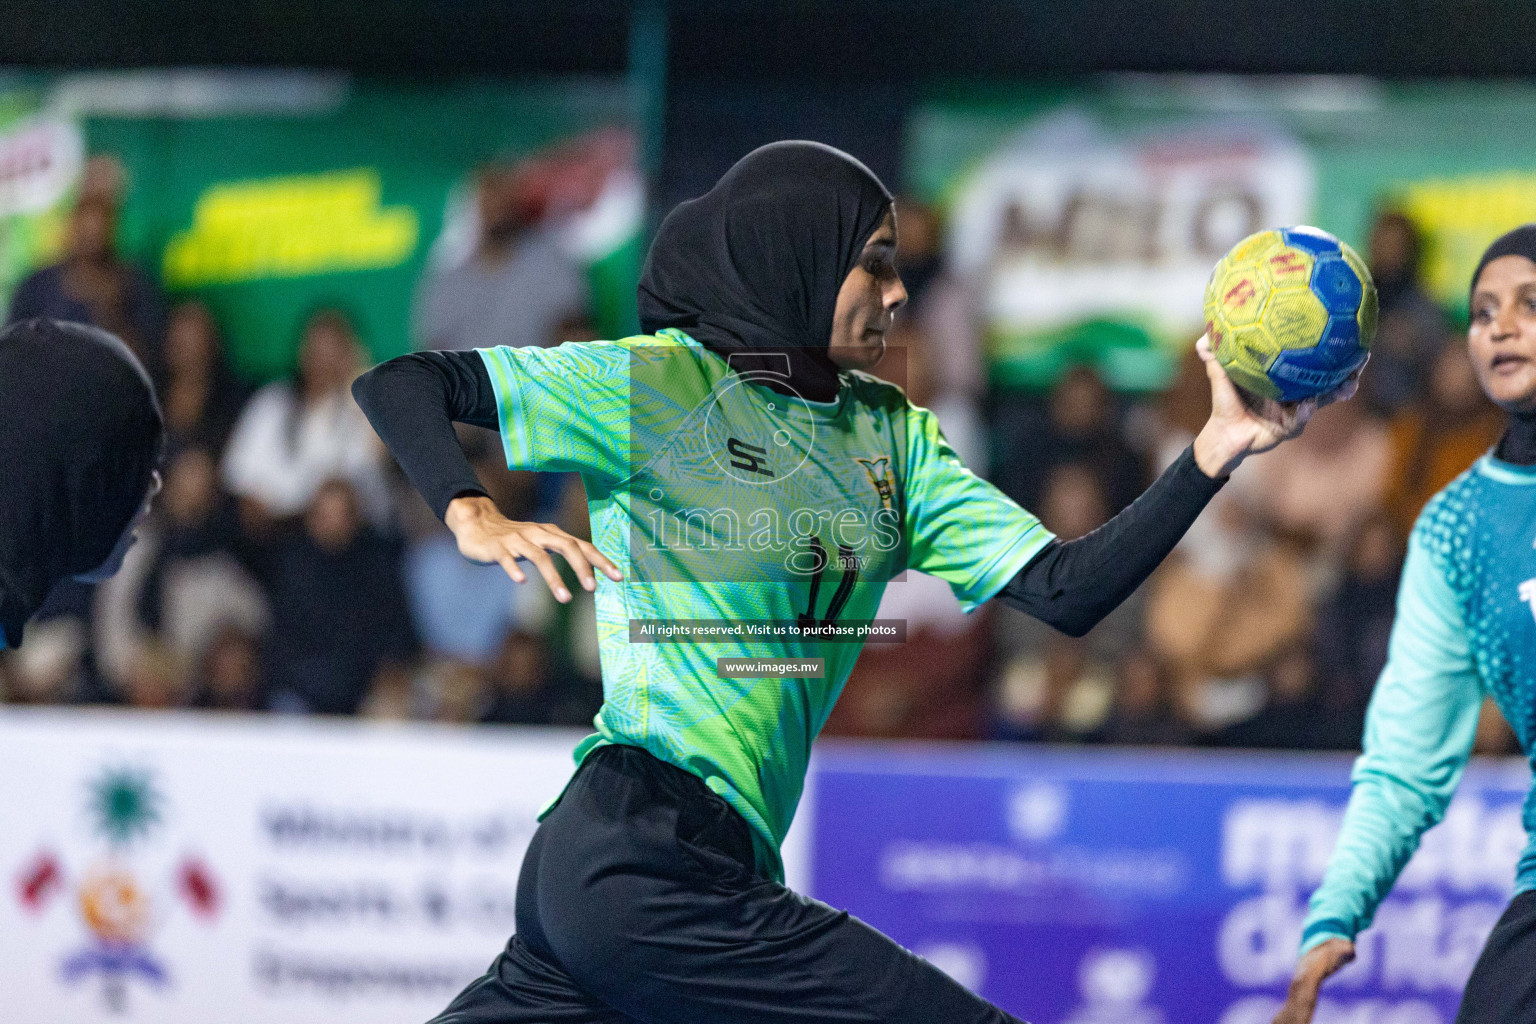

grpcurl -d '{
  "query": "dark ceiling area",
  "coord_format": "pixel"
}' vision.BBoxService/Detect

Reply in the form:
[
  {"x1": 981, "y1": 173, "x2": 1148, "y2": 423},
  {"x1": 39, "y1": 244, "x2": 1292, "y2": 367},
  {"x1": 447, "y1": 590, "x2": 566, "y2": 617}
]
[{"x1": 6, "y1": 0, "x2": 1536, "y2": 80}]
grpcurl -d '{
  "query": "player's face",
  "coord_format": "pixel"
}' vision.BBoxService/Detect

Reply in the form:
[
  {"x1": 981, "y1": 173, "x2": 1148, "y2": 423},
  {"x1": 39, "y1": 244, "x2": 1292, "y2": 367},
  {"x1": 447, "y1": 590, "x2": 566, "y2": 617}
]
[
  {"x1": 1469, "y1": 254, "x2": 1536, "y2": 413},
  {"x1": 827, "y1": 210, "x2": 907, "y2": 372}
]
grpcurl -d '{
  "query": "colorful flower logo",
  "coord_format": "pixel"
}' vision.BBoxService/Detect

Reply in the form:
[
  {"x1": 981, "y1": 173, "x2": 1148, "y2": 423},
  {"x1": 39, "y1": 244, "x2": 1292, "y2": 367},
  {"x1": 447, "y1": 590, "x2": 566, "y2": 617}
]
[{"x1": 13, "y1": 765, "x2": 220, "y2": 1013}]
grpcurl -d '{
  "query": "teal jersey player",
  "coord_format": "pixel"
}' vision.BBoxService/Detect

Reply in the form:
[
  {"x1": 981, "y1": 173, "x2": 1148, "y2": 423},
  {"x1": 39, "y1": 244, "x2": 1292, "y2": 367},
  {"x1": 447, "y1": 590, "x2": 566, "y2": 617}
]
[
  {"x1": 480, "y1": 330, "x2": 1051, "y2": 878},
  {"x1": 1299, "y1": 455, "x2": 1536, "y2": 953},
  {"x1": 1281, "y1": 227, "x2": 1536, "y2": 1024},
  {"x1": 356, "y1": 141, "x2": 1327, "y2": 1024}
]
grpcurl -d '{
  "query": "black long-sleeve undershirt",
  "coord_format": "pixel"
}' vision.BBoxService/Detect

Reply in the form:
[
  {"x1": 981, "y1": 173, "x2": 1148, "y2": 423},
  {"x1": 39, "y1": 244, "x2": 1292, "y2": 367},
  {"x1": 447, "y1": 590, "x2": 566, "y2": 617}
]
[
  {"x1": 353, "y1": 350, "x2": 1226, "y2": 636},
  {"x1": 999, "y1": 444, "x2": 1224, "y2": 637},
  {"x1": 352, "y1": 351, "x2": 498, "y2": 521}
]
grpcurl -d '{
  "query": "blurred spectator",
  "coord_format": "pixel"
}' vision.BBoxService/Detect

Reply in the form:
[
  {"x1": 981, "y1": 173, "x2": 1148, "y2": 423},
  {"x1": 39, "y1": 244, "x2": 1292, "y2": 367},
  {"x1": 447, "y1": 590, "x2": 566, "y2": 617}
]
[
  {"x1": 406, "y1": 531, "x2": 539, "y2": 667},
  {"x1": 431, "y1": 660, "x2": 491, "y2": 724},
  {"x1": 989, "y1": 463, "x2": 1140, "y2": 742},
  {"x1": 159, "y1": 301, "x2": 251, "y2": 455},
  {"x1": 1212, "y1": 647, "x2": 1346, "y2": 750},
  {"x1": 1310, "y1": 514, "x2": 1403, "y2": 743},
  {"x1": 1144, "y1": 541, "x2": 1311, "y2": 734},
  {"x1": 187, "y1": 624, "x2": 265, "y2": 712},
  {"x1": 481, "y1": 630, "x2": 563, "y2": 725},
  {"x1": 1088, "y1": 653, "x2": 1193, "y2": 747},
  {"x1": 414, "y1": 163, "x2": 589, "y2": 352},
  {"x1": 1383, "y1": 339, "x2": 1504, "y2": 539},
  {"x1": 5, "y1": 185, "x2": 167, "y2": 370},
  {"x1": 121, "y1": 641, "x2": 184, "y2": 711},
  {"x1": 222, "y1": 308, "x2": 392, "y2": 533},
  {"x1": 992, "y1": 636, "x2": 1116, "y2": 743},
  {"x1": 0, "y1": 617, "x2": 87, "y2": 705},
  {"x1": 992, "y1": 366, "x2": 1146, "y2": 517},
  {"x1": 94, "y1": 447, "x2": 268, "y2": 694},
  {"x1": 1230, "y1": 397, "x2": 1391, "y2": 571},
  {"x1": 360, "y1": 666, "x2": 420, "y2": 722},
  {"x1": 994, "y1": 464, "x2": 1145, "y2": 662},
  {"x1": 264, "y1": 480, "x2": 418, "y2": 715},
  {"x1": 1360, "y1": 210, "x2": 1449, "y2": 416}
]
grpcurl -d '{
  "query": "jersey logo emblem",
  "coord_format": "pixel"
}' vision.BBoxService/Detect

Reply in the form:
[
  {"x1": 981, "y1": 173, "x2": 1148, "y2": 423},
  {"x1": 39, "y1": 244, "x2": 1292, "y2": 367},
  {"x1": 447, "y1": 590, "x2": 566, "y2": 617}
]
[
  {"x1": 1520, "y1": 579, "x2": 1536, "y2": 625},
  {"x1": 855, "y1": 456, "x2": 895, "y2": 511},
  {"x1": 726, "y1": 437, "x2": 774, "y2": 478}
]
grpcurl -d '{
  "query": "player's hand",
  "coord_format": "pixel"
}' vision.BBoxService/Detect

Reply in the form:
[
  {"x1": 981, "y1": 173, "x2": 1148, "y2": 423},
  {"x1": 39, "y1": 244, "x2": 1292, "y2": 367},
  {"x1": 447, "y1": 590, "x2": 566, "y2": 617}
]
[
  {"x1": 445, "y1": 494, "x2": 622, "y2": 603},
  {"x1": 1192, "y1": 333, "x2": 1345, "y2": 478},
  {"x1": 1271, "y1": 938, "x2": 1355, "y2": 1024}
]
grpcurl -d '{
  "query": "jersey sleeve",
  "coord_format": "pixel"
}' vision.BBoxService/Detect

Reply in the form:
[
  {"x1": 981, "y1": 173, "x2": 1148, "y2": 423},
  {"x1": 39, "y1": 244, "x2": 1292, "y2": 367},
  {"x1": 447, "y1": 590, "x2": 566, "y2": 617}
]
[
  {"x1": 902, "y1": 402, "x2": 1055, "y2": 613},
  {"x1": 478, "y1": 342, "x2": 634, "y2": 484},
  {"x1": 1299, "y1": 525, "x2": 1484, "y2": 953}
]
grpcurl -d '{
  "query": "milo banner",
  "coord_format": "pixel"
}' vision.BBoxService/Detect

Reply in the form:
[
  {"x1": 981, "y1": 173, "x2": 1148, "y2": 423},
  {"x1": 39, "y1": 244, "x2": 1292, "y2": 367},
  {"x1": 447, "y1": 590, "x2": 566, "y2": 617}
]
[
  {"x1": 813, "y1": 743, "x2": 1530, "y2": 1024},
  {"x1": 907, "y1": 79, "x2": 1536, "y2": 389},
  {"x1": 0, "y1": 71, "x2": 641, "y2": 378}
]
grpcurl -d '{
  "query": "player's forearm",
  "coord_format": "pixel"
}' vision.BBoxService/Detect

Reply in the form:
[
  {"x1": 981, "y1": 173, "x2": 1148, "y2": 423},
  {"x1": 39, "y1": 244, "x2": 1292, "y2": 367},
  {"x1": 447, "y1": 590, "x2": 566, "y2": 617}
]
[
  {"x1": 998, "y1": 444, "x2": 1223, "y2": 636},
  {"x1": 1301, "y1": 770, "x2": 1442, "y2": 951},
  {"x1": 351, "y1": 350, "x2": 500, "y2": 521},
  {"x1": 1302, "y1": 541, "x2": 1483, "y2": 952}
]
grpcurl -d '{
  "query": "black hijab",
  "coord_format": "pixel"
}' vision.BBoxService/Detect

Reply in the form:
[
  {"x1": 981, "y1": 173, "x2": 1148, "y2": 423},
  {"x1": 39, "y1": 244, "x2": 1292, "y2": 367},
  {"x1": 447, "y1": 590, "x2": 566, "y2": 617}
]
[
  {"x1": 638, "y1": 140, "x2": 893, "y2": 403},
  {"x1": 0, "y1": 319, "x2": 164, "y2": 647}
]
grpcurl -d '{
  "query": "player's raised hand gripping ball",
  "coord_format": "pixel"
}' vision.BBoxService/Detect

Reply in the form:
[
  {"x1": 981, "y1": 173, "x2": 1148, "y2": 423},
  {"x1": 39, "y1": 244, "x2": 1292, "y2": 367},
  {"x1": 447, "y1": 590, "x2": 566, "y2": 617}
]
[{"x1": 1203, "y1": 227, "x2": 1377, "y2": 403}]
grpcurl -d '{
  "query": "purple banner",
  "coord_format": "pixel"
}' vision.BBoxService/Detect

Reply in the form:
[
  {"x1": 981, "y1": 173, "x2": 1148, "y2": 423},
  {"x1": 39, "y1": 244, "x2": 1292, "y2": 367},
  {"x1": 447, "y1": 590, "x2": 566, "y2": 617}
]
[{"x1": 810, "y1": 744, "x2": 1531, "y2": 1024}]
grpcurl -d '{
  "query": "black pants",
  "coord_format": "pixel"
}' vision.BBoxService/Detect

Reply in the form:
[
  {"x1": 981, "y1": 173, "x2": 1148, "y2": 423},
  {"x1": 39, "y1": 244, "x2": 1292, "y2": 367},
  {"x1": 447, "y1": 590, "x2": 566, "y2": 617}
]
[
  {"x1": 1455, "y1": 889, "x2": 1536, "y2": 1024},
  {"x1": 430, "y1": 744, "x2": 1027, "y2": 1024}
]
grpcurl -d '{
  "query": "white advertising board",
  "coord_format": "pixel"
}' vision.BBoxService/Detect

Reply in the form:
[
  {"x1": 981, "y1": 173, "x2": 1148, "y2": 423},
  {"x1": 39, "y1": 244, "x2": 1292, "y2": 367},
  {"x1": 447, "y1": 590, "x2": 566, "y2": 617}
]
[{"x1": 0, "y1": 710, "x2": 589, "y2": 1024}]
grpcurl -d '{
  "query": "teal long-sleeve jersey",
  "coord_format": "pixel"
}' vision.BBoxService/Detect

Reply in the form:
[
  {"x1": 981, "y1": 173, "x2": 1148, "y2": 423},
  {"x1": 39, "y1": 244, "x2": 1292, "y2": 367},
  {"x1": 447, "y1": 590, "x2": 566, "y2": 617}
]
[{"x1": 1302, "y1": 453, "x2": 1536, "y2": 953}]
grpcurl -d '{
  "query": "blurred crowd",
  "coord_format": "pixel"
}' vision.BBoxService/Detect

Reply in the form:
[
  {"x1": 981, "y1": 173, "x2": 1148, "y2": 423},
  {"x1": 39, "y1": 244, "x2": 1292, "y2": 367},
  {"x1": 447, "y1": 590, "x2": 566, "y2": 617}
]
[{"x1": 0, "y1": 164, "x2": 1517, "y2": 756}]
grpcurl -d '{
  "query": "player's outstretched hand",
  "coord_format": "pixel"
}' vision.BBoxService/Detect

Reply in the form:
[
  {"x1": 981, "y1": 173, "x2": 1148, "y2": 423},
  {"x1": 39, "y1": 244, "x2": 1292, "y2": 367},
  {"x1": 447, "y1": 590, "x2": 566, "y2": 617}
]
[
  {"x1": 1271, "y1": 938, "x2": 1355, "y2": 1024},
  {"x1": 445, "y1": 494, "x2": 623, "y2": 603},
  {"x1": 1190, "y1": 334, "x2": 1357, "y2": 479}
]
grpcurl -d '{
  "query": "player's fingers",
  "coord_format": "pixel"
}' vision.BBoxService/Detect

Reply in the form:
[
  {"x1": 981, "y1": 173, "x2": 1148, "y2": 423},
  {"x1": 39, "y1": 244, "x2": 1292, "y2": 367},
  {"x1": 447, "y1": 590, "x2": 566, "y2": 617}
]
[
  {"x1": 1200, "y1": 344, "x2": 1228, "y2": 387},
  {"x1": 509, "y1": 536, "x2": 572, "y2": 603},
  {"x1": 1290, "y1": 397, "x2": 1319, "y2": 435},
  {"x1": 495, "y1": 551, "x2": 528, "y2": 584},
  {"x1": 538, "y1": 531, "x2": 598, "y2": 591},
  {"x1": 1321, "y1": 372, "x2": 1361, "y2": 408},
  {"x1": 1200, "y1": 344, "x2": 1244, "y2": 413},
  {"x1": 579, "y1": 539, "x2": 624, "y2": 581}
]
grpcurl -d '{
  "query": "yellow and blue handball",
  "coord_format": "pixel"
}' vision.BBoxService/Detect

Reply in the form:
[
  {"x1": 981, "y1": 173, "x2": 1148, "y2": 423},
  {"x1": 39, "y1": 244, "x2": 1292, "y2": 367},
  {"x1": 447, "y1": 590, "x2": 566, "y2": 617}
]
[{"x1": 1203, "y1": 226, "x2": 1377, "y2": 403}]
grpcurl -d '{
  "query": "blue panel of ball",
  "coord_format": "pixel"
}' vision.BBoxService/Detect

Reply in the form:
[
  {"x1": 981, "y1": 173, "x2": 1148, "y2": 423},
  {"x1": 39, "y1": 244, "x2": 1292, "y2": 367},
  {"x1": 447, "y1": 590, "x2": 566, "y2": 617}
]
[
  {"x1": 1281, "y1": 226, "x2": 1342, "y2": 257},
  {"x1": 1318, "y1": 315, "x2": 1361, "y2": 364},
  {"x1": 1310, "y1": 256, "x2": 1364, "y2": 316},
  {"x1": 1268, "y1": 342, "x2": 1367, "y2": 403}
]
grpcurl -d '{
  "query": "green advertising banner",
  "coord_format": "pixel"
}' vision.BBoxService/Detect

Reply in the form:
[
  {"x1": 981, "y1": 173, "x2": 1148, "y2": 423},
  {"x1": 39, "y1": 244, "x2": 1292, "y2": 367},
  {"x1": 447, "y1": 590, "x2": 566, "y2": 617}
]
[
  {"x1": 905, "y1": 78, "x2": 1536, "y2": 390},
  {"x1": 0, "y1": 72, "x2": 641, "y2": 379}
]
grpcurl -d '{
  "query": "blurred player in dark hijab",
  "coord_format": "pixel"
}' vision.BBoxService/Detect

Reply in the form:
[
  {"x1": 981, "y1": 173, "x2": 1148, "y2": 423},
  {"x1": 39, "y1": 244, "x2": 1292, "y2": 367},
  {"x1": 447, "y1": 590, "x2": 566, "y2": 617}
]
[{"x1": 0, "y1": 318, "x2": 164, "y2": 649}]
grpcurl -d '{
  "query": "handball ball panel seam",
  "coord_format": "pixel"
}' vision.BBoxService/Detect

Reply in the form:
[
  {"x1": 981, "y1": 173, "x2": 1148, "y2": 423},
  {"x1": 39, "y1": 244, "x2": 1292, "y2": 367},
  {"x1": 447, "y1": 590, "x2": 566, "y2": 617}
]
[{"x1": 1203, "y1": 225, "x2": 1376, "y2": 403}]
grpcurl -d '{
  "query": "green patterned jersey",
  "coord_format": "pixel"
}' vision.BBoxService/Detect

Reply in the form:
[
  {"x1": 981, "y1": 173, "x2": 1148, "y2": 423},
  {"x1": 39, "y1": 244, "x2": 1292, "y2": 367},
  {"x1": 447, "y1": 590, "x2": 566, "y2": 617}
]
[{"x1": 479, "y1": 330, "x2": 1052, "y2": 879}]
